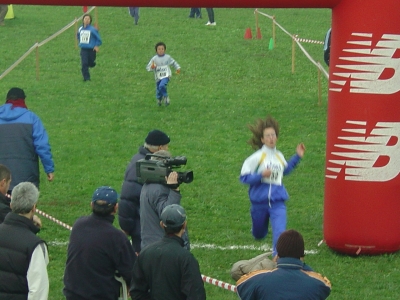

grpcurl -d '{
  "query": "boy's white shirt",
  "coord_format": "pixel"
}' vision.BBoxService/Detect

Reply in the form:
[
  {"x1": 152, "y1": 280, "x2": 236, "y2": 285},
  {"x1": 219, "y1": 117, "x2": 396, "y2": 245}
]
[
  {"x1": 241, "y1": 145, "x2": 287, "y2": 185},
  {"x1": 155, "y1": 65, "x2": 172, "y2": 80},
  {"x1": 146, "y1": 54, "x2": 180, "y2": 80},
  {"x1": 27, "y1": 243, "x2": 49, "y2": 300}
]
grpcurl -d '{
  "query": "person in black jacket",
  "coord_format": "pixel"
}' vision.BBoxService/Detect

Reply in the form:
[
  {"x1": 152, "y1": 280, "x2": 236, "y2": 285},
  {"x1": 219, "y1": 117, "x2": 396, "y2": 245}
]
[
  {"x1": 118, "y1": 129, "x2": 170, "y2": 262},
  {"x1": 63, "y1": 186, "x2": 135, "y2": 300},
  {"x1": 0, "y1": 164, "x2": 11, "y2": 223},
  {"x1": 323, "y1": 28, "x2": 331, "y2": 66},
  {"x1": 0, "y1": 165, "x2": 43, "y2": 226},
  {"x1": 0, "y1": 182, "x2": 49, "y2": 299},
  {"x1": 130, "y1": 204, "x2": 206, "y2": 300}
]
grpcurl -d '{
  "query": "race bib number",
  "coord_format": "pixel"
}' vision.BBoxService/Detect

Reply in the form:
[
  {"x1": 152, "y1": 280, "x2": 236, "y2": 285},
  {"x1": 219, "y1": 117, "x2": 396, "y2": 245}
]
[
  {"x1": 156, "y1": 66, "x2": 171, "y2": 80},
  {"x1": 80, "y1": 30, "x2": 91, "y2": 44},
  {"x1": 261, "y1": 162, "x2": 284, "y2": 185}
]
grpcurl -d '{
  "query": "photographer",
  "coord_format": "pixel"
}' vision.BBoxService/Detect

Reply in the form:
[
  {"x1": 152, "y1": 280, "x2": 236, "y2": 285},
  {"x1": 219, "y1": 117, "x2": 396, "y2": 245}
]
[
  {"x1": 118, "y1": 129, "x2": 170, "y2": 262},
  {"x1": 140, "y1": 150, "x2": 190, "y2": 250}
]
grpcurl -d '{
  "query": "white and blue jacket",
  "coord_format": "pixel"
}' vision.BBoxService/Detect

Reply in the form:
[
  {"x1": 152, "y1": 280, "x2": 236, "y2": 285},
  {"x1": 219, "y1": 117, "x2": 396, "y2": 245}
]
[{"x1": 240, "y1": 145, "x2": 301, "y2": 204}]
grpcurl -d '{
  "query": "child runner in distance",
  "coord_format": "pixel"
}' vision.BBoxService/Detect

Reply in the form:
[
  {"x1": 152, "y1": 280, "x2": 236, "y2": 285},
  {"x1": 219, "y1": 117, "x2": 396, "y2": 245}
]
[
  {"x1": 77, "y1": 14, "x2": 102, "y2": 81},
  {"x1": 146, "y1": 42, "x2": 181, "y2": 107}
]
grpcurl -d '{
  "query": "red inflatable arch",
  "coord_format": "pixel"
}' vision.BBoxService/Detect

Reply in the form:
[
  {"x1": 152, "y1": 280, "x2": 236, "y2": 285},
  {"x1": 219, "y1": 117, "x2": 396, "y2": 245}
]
[{"x1": 13, "y1": 0, "x2": 400, "y2": 255}]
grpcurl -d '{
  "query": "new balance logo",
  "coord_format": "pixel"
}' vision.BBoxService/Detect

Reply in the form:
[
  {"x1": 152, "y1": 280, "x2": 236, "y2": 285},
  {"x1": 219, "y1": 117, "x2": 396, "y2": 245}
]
[
  {"x1": 326, "y1": 121, "x2": 400, "y2": 182},
  {"x1": 330, "y1": 33, "x2": 400, "y2": 94}
]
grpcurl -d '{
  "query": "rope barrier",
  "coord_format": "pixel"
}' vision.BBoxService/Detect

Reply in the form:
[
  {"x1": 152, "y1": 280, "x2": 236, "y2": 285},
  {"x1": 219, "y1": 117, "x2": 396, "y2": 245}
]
[
  {"x1": 35, "y1": 208, "x2": 73, "y2": 231},
  {"x1": 201, "y1": 275, "x2": 237, "y2": 293},
  {"x1": 254, "y1": 9, "x2": 329, "y2": 80},
  {"x1": 295, "y1": 37, "x2": 324, "y2": 45}
]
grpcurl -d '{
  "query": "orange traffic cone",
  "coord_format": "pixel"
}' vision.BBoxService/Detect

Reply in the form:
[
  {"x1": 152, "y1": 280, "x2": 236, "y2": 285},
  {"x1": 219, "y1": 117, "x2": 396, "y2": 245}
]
[
  {"x1": 256, "y1": 27, "x2": 262, "y2": 39},
  {"x1": 244, "y1": 28, "x2": 252, "y2": 39}
]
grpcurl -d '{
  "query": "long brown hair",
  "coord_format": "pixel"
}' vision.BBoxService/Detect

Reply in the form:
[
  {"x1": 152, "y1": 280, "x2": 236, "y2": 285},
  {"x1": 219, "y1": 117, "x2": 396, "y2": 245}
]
[{"x1": 247, "y1": 115, "x2": 280, "y2": 149}]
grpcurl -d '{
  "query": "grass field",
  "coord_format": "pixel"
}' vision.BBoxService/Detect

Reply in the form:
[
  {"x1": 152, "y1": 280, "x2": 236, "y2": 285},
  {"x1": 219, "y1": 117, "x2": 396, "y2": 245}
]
[{"x1": 0, "y1": 5, "x2": 399, "y2": 300}]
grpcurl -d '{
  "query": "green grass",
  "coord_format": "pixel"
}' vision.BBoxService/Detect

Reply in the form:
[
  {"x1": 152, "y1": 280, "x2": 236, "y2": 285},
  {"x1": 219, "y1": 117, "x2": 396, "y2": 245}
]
[{"x1": 0, "y1": 5, "x2": 399, "y2": 300}]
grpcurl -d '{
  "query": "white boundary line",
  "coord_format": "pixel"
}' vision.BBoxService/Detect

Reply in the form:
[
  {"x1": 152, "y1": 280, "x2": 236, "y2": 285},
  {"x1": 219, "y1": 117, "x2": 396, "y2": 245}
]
[
  {"x1": 191, "y1": 243, "x2": 318, "y2": 255},
  {"x1": 47, "y1": 240, "x2": 318, "y2": 254}
]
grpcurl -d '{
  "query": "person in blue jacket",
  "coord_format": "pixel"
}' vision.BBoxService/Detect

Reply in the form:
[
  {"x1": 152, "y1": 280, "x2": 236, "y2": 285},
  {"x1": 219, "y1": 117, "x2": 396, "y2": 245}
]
[
  {"x1": 240, "y1": 116, "x2": 305, "y2": 257},
  {"x1": 0, "y1": 88, "x2": 54, "y2": 194},
  {"x1": 236, "y1": 229, "x2": 331, "y2": 300},
  {"x1": 77, "y1": 14, "x2": 102, "y2": 81}
]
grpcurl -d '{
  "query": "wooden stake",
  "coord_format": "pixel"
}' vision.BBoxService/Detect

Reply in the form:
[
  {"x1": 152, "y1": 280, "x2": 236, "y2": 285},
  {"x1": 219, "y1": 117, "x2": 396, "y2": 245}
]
[
  {"x1": 74, "y1": 17, "x2": 78, "y2": 49},
  {"x1": 292, "y1": 35, "x2": 296, "y2": 74},
  {"x1": 318, "y1": 62, "x2": 322, "y2": 106},
  {"x1": 255, "y1": 9, "x2": 259, "y2": 33},
  {"x1": 95, "y1": 6, "x2": 99, "y2": 29},
  {"x1": 35, "y1": 43, "x2": 39, "y2": 81},
  {"x1": 272, "y1": 15, "x2": 276, "y2": 47}
]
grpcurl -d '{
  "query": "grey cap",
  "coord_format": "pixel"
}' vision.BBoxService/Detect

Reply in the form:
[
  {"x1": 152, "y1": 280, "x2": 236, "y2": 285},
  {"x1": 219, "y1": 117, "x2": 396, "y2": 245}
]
[{"x1": 161, "y1": 204, "x2": 187, "y2": 228}]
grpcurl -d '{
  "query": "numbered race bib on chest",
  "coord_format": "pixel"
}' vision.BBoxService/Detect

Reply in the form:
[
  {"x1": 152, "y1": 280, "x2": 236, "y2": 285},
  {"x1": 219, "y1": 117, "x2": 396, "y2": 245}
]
[
  {"x1": 80, "y1": 30, "x2": 91, "y2": 44},
  {"x1": 155, "y1": 65, "x2": 171, "y2": 80},
  {"x1": 261, "y1": 157, "x2": 284, "y2": 185}
]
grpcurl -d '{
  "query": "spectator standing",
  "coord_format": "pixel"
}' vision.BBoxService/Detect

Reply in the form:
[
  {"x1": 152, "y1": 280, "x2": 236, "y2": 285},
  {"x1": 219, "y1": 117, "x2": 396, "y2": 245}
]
[
  {"x1": 118, "y1": 129, "x2": 170, "y2": 263},
  {"x1": 236, "y1": 229, "x2": 331, "y2": 300},
  {"x1": 130, "y1": 204, "x2": 206, "y2": 300},
  {"x1": 77, "y1": 14, "x2": 102, "y2": 81},
  {"x1": 0, "y1": 87, "x2": 54, "y2": 194},
  {"x1": 128, "y1": 7, "x2": 140, "y2": 25},
  {"x1": 146, "y1": 41, "x2": 181, "y2": 107},
  {"x1": 188, "y1": 8, "x2": 201, "y2": 18},
  {"x1": 323, "y1": 28, "x2": 332, "y2": 66},
  {"x1": 0, "y1": 5, "x2": 8, "y2": 26},
  {"x1": 0, "y1": 164, "x2": 11, "y2": 223},
  {"x1": 63, "y1": 186, "x2": 135, "y2": 300},
  {"x1": 0, "y1": 182, "x2": 49, "y2": 299},
  {"x1": 205, "y1": 8, "x2": 216, "y2": 25},
  {"x1": 140, "y1": 150, "x2": 190, "y2": 249},
  {"x1": 0, "y1": 165, "x2": 42, "y2": 226},
  {"x1": 240, "y1": 115, "x2": 305, "y2": 257}
]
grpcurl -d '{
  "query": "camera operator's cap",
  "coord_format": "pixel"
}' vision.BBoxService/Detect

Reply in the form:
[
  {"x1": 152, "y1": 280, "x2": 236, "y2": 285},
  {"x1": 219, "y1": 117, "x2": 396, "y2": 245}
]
[
  {"x1": 161, "y1": 204, "x2": 187, "y2": 228},
  {"x1": 6, "y1": 87, "x2": 26, "y2": 100},
  {"x1": 145, "y1": 129, "x2": 170, "y2": 146},
  {"x1": 92, "y1": 186, "x2": 118, "y2": 205}
]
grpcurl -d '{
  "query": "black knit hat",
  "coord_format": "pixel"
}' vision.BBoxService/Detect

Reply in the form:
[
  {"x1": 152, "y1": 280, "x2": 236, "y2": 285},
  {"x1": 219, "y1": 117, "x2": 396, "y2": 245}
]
[
  {"x1": 276, "y1": 229, "x2": 305, "y2": 258},
  {"x1": 6, "y1": 87, "x2": 26, "y2": 100},
  {"x1": 145, "y1": 129, "x2": 170, "y2": 146}
]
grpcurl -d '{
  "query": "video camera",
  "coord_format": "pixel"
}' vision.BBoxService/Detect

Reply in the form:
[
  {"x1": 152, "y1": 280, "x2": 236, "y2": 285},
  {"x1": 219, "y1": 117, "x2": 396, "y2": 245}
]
[{"x1": 136, "y1": 154, "x2": 194, "y2": 185}]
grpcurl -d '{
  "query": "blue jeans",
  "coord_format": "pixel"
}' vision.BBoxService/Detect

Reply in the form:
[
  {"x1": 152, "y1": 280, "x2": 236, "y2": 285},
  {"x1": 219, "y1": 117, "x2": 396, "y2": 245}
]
[
  {"x1": 189, "y1": 8, "x2": 201, "y2": 18},
  {"x1": 128, "y1": 7, "x2": 139, "y2": 24},
  {"x1": 156, "y1": 78, "x2": 169, "y2": 100}
]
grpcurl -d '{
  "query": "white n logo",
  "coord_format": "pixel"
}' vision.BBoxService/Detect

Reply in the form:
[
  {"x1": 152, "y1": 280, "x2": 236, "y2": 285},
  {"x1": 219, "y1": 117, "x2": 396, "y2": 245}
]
[
  {"x1": 326, "y1": 121, "x2": 400, "y2": 181},
  {"x1": 330, "y1": 33, "x2": 400, "y2": 94}
]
